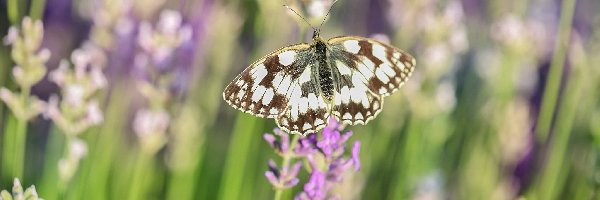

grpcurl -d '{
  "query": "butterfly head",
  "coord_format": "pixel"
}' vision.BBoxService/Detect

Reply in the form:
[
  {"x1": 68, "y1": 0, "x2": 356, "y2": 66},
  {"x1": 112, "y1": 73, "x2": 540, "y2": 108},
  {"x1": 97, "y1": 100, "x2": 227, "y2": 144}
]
[
  {"x1": 311, "y1": 29, "x2": 327, "y2": 48},
  {"x1": 312, "y1": 28, "x2": 324, "y2": 40}
]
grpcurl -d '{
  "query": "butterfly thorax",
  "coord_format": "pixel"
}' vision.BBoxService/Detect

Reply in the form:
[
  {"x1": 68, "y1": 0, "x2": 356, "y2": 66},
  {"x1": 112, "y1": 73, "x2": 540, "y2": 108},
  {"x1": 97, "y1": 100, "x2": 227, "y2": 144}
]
[{"x1": 312, "y1": 36, "x2": 335, "y2": 101}]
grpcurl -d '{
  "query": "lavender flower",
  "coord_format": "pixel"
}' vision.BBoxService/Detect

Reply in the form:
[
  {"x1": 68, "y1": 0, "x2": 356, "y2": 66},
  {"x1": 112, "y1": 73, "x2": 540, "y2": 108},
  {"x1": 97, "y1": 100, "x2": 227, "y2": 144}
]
[
  {"x1": 0, "y1": 17, "x2": 49, "y2": 121},
  {"x1": 296, "y1": 168, "x2": 328, "y2": 200},
  {"x1": 42, "y1": 43, "x2": 106, "y2": 186},
  {"x1": 45, "y1": 45, "x2": 107, "y2": 136},
  {"x1": 295, "y1": 134, "x2": 319, "y2": 156},
  {"x1": 296, "y1": 120, "x2": 361, "y2": 199},
  {"x1": 132, "y1": 9, "x2": 194, "y2": 155},
  {"x1": 138, "y1": 10, "x2": 192, "y2": 66},
  {"x1": 264, "y1": 118, "x2": 361, "y2": 199},
  {"x1": 89, "y1": 0, "x2": 133, "y2": 49},
  {"x1": 351, "y1": 142, "x2": 361, "y2": 171},
  {"x1": 265, "y1": 159, "x2": 303, "y2": 189},
  {"x1": 316, "y1": 120, "x2": 352, "y2": 159},
  {"x1": 58, "y1": 139, "x2": 88, "y2": 183},
  {"x1": 133, "y1": 108, "x2": 170, "y2": 154},
  {"x1": 264, "y1": 129, "x2": 290, "y2": 155},
  {"x1": 0, "y1": 178, "x2": 42, "y2": 200}
]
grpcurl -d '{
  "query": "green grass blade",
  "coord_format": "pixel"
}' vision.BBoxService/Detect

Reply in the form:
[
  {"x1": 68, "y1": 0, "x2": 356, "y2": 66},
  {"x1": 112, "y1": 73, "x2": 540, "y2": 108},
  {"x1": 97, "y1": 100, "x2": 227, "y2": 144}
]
[
  {"x1": 535, "y1": 0, "x2": 577, "y2": 142},
  {"x1": 218, "y1": 114, "x2": 259, "y2": 200},
  {"x1": 532, "y1": 38, "x2": 585, "y2": 200}
]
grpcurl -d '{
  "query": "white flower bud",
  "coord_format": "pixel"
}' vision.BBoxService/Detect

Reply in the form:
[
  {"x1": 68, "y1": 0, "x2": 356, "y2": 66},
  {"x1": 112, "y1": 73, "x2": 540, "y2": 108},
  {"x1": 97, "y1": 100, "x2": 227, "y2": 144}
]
[
  {"x1": 86, "y1": 100, "x2": 104, "y2": 125},
  {"x1": 70, "y1": 139, "x2": 88, "y2": 159},
  {"x1": 3, "y1": 26, "x2": 19, "y2": 45},
  {"x1": 133, "y1": 109, "x2": 170, "y2": 137},
  {"x1": 64, "y1": 84, "x2": 85, "y2": 106},
  {"x1": 12, "y1": 66, "x2": 24, "y2": 82},
  {"x1": 158, "y1": 10, "x2": 183, "y2": 35},
  {"x1": 90, "y1": 68, "x2": 107, "y2": 89}
]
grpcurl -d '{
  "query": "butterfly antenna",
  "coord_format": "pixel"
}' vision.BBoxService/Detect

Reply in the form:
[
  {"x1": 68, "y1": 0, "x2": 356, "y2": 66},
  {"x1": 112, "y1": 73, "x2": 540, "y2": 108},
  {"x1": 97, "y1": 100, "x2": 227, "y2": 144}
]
[
  {"x1": 283, "y1": 4, "x2": 317, "y2": 31},
  {"x1": 318, "y1": 0, "x2": 339, "y2": 31}
]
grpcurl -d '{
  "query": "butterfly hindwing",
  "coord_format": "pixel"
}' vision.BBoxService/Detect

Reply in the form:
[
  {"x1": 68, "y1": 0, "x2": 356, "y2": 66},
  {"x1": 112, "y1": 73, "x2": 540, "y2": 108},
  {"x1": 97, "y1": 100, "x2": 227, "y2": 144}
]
[
  {"x1": 276, "y1": 62, "x2": 330, "y2": 135},
  {"x1": 328, "y1": 36, "x2": 416, "y2": 97},
  {"x1": 329, "y1": 59, "x2": 383, "y2": 125}
]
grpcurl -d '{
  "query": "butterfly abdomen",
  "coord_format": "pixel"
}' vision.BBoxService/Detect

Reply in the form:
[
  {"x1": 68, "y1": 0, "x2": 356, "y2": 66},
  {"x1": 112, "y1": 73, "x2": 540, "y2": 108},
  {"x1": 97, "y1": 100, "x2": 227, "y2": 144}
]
[{"x1": 314, "y1": 39, "x2": 335, "y2": 100}]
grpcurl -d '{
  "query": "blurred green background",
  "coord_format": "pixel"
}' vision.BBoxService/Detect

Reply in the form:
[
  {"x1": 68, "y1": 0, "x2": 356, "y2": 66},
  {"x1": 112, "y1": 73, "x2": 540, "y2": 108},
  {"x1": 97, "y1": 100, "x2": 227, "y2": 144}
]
[{"x1": 0, "y1": 0, "x2": 598, "y2": 199}]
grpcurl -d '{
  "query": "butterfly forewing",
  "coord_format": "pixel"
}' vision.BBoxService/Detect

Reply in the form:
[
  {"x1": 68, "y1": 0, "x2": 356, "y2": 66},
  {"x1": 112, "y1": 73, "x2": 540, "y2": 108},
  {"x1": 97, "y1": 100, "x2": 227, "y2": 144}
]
[
  {"x1": 327, "y1": 36, "x2": 415, "y2": 125},
  {"x1": 223, "y1": 44, "x2": 311, "y2": 118},
  {"x1": 223, "y1": 43, "x2": 331, "y2": 134},
  {"x1": 328, "y1": 36, "x2": 416, "y2": 97}
]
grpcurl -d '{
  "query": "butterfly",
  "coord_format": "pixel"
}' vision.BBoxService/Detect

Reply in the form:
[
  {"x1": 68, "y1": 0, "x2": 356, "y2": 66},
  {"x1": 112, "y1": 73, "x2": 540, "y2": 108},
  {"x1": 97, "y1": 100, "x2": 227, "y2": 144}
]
[{"x1": 223, "y1": 27, "x2": 415, "y2": 136}]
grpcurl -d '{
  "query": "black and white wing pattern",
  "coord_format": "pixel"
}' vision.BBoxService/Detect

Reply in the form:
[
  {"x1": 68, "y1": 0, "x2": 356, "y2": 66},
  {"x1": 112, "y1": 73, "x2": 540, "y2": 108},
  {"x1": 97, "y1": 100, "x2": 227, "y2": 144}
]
[
  {"x1": 327, "y1": 36, "x2": 415, "y2": 125},
  {"x1": 223, "y1": 44, "x2": 330, "y2": 135},
  {"x1": 275, "y1": 61, "x2": 330, "y2": 135},
  {"x1": 223, "y1": 35, "x2": 415, "y2": 135}
]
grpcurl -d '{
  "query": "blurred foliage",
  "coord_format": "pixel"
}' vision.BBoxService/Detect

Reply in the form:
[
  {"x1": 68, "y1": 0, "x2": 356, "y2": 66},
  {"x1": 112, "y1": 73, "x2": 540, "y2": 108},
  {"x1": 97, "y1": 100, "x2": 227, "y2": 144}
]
[{"x1": 0, "y1": 0, "x2": 599, "y2": 199}]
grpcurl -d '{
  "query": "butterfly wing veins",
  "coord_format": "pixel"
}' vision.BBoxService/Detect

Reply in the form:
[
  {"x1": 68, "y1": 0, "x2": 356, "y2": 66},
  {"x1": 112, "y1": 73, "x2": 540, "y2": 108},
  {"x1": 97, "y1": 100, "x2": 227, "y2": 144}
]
[{"x1": 223, "y1": 35, "x2": 415, "y2": 135}]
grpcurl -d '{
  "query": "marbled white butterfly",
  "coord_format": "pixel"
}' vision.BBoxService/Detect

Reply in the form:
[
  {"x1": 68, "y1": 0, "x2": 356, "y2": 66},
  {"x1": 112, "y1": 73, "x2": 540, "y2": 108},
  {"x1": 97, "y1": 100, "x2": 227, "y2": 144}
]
[{"x1": 223, "y1": 6, "x2": 415, "y2": 135}]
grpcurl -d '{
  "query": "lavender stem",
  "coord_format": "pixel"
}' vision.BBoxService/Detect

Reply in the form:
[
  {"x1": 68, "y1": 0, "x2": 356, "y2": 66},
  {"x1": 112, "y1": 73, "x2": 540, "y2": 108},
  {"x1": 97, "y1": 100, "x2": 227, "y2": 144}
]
[{"x1": 274, "y1": 133, "x2": 300, "y2": 200}]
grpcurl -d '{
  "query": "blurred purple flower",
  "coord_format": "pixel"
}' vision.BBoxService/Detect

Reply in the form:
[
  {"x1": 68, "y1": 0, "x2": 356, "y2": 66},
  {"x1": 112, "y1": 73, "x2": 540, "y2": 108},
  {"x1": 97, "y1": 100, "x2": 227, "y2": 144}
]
[
  {"x1": 319, "y1": 139, "x2": 360, "y2": 183},
  {"x1": 296, "y1": 168, "x2": 328, "y2": 200},
  {"x1": 295, "y1": 134, "x2": 318, "y2": 156},
  {"x1": 133, "y1": 108, "x2": 169, "y2": 154},
  {"x1": 351, "y1": 141, "x2": 361, "y2": 171},
  {"x1": 265, "y1": 159, "x2": 302, "y2": 189},
  {"x1": 137, "y1": 10, "x2": 192, "y2": 66},
  {"x1": 263, "y1": 129, "x2": 289, "y2": 154},
  {"x1": 317, "y1": 120, "x2": 352, "y2": 158},
  {"x1": 264, "y1": 118, "x2": 361, "y2": 199},
  {"x1": 44, "y1": 44, "x2": 107, "y2": 136}
]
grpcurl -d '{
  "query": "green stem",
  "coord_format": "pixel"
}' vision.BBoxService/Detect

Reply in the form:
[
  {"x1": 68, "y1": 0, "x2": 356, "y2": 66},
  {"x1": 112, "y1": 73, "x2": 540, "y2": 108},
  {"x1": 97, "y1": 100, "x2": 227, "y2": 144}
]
[
  {"x1": 37, "y1": 127, "x2": 66, "y2": 200},
  {"x1": 535, "y1": 0, "x2": 576, "y2": 142},
  {"x1": 7, "y1": 0, "x2": 20, "y2": 25},
  {"x1": 57, "y1": 136, "x2": 75, "y2": 198},
  {"x1": 9, "y1": 86, "x2": 31, "y2": 181},
  {"x1": 13, "y1": 112, "x2": 27, "y2": 179},
  {"x1": 127, "y1": 151, "x2": 152, "y2": 200},
  {"x1": 165, "y1": 106, "x2": 205, "y2": 200},
  {"x1": 29, "y1": 0, "x2": 47, "y2": 20},
  {"x1": 274, "y1": 134, "x2": 300, "y2": 200},
  {"x1": 497, "y1": 52, "x2": 517, "y2": 103},
  {"x1": 80, "y1": 86, "x2": 129, "y2": 200},
  {"x1": 0, "y1": 53, "x2": 7, "y2": 88},
  {"x1": 0, "y1": 49, "x2": 7, "y2": 150},
  {"x1": 2, "y1": 115, "x2": 17, "y2": 183},
  {"x1": 166, "y1": 166, "x2": 200, "y2": 200}
]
